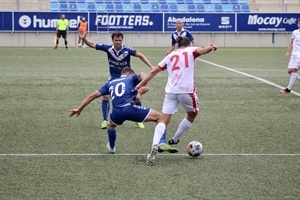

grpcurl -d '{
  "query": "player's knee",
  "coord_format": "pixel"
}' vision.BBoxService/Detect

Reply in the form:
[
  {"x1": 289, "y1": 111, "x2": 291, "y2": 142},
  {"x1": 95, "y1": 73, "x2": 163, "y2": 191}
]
[
  {"x1": 160, "y1": 114, "x2": 171, "y2": 125},
  {"x1": 108, "y1": 123, "x2": 116, "y2": 130},
  {"x1": 288, "y1": 68, "x2": 296, "y2": 74},
  {"x1": 154, "y1": 113, "x2": 162, "y2": 123},
  {"x1": 187, "y1": 112, "x2": 197, "y2": 122}
]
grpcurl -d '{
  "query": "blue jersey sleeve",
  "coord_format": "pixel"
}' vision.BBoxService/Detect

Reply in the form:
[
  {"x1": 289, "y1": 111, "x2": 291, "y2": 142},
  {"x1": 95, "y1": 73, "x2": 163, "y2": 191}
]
[
  {"x1": 98, "y1": 82, "x2": 110, "y2": 96},
  {"x1": 124, "y1": 45, "x2": 137, "y2": 56},
  {"x1": 186, "y1": 31, "x2": 194, "y2": 42},
  {"x1": 95, "y1": 44, "x2": 110, "y2": 52}
]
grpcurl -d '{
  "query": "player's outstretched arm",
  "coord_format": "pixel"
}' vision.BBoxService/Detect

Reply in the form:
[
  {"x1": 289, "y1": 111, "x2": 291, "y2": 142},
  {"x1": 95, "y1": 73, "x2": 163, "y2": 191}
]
[
  {"x1": 78, "y1": 29, "x2": 96, "y2": 49},
  {"x1": 82, "y1": 38, "x2": 96, "y2": 49},
  {"x1": 69, "y1": 91, "x2": 101, "y2": 117},
  {"x1": 136, "y1": 52, "x2": 156, "y2": 70},
  {"x1": 136, "y1": 67, "x2": 161, "y2": 90},
  {"x1": 195, "y1": 44, "x2": 217, "y2": 56}
]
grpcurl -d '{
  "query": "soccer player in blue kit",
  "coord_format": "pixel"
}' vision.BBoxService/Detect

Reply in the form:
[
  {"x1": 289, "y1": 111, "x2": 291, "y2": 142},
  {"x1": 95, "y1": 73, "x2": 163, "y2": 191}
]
[
  {"x1": 78, "y1": 30, "x2": 155, "y2": 129},
  {"x1": 69, "y1": 67, "x2": 164, "y2": 158},
  {"x1": 166, "y1": 18, "x2": 196, "y2": 55}
]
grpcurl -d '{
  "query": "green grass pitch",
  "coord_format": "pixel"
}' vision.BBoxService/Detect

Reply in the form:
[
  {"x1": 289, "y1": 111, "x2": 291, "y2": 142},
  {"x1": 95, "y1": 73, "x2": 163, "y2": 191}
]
[{"x1": 0, "y1": 46, "x2": 299, "y2": 199}]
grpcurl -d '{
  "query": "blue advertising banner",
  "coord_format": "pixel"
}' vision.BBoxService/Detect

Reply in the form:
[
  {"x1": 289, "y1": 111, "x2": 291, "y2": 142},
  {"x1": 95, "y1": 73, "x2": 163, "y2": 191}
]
[
  {"x1": 89, "y1": 13, "x2": 163, "y2": 32},
  {"x1": 13, "y1": 12, "x2": 86, "y2": 31},
  {"x1": 237, "y1": 13, "x2": 300, "y2": 32},
  {"x1": 0, "y1": 12, "x2": 13, "y2": 31},
  {"x1": 164, "y1": 13, "x2": 236, "y2": 32},
  {"x1": 0, "y1": 12, "x2": 299, "y2": 33}
]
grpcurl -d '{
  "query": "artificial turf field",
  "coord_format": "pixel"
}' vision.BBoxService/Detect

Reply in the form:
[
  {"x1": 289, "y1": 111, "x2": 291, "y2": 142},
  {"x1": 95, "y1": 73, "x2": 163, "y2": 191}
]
[{"x1": 0, "y1": 46, "x2": 299, "y2": 199}]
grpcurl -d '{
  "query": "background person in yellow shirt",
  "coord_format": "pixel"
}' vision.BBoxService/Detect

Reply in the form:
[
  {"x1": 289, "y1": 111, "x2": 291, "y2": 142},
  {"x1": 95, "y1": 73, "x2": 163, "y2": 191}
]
[
  {"x1": 77, "y1": 16, "x2": 88, "y2": 48},
  {"x1": 54, "y1": 14, "x2": 69, "y2": 49}
]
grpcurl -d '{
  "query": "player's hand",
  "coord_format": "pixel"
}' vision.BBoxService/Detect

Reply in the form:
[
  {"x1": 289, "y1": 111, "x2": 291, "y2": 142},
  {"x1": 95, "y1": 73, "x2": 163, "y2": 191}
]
[
  {"x1": 68, "y1": 109, "x2": 81, "y2": 117},
  {"x1": 138, "y1": 86, "x2": 149, "y2": 95},
  {"x1": 135, "y1": 93, "x2": 141, "y2": 102},
  {"x1": 78, "y1": 29, "x2": 86, "y2": 39},
  {"x1": 135, "y1": 87, "x2": 149, "y2": 101},
  {"x1": 166, "y1": 51, "x2": 171, "y2": 55},
  {"x1": 210, "y1": 44, "x2": 217, "y2": 51},
  {"x1": 285, "y1": 52, "x2": 290, "y2": 59}
]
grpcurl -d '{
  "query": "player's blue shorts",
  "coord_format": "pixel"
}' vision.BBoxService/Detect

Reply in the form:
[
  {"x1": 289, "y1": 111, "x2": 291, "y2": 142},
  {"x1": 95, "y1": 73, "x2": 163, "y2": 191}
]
[{"x1": 110, "y1": 102, "x2": 151, "y2": 125}]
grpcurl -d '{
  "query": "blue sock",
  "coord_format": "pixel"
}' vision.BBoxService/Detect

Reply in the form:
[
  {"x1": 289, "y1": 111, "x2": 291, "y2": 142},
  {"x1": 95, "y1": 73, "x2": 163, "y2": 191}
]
[
  {"x1": 159, "y1": 129, "x2": 167, "y2": 145},
  {"x1": 107, "y1": 129, "x2": 116, "y2": 150},
  {"x1": 102, "y1": 99, "x2": 110, "y2": 121},
  {"x1": 135, "y1": 101, "x2": 142, "y2": 106}
]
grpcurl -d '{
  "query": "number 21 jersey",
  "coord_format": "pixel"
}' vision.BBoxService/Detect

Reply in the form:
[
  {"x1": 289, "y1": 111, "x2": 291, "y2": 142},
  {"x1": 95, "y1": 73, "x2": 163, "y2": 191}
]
[{"x1": 158, "y1": 47, "x2": 201, "y2": 94}]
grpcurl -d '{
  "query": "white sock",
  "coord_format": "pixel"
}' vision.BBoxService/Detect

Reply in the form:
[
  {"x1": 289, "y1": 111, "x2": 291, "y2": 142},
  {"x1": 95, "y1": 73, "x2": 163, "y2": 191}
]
[
  {"x1": 287, "y1": 72, "x2": 297, "y2": 90},
  {"x1": 173, "y1": 118, "x2": 192, "y2": 142},
  {"x1": 152, "y1": 123, "x2": 166, "y2": 146},
  {"x1": 296, "y1": 74, "x2": 300, "y2": 81}
]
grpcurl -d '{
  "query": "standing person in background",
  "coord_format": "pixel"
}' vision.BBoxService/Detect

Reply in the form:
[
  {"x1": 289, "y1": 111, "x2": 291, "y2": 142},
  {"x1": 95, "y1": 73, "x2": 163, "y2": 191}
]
[
  {"x1": 279, "y1": 18, "x2": 300, "y2": 94},
  {"x1": 77, "y1": 16, "x2": 88, "y2": 48},
  {"x1": 166, "y1": 18, "x2": 196, "y2": 55},
  {"x1": 54, "y1": 14, "x2": 69, "y2": 49},
  {"x1": 78, "y1": 30, "x2": 155, "y2": 129},
  {"x1": 136, "y1": 37, "x2": 217, "y2": 165}
]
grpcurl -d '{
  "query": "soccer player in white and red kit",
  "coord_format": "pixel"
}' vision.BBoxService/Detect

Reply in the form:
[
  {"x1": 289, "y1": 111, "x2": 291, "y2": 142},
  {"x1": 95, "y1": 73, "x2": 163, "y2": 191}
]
[
  {"x1": 136, "y1": 36, "x2": 217, "y2": 165},
  {"x1": 279, "y1": 18, "x2": 300, "y2": 94}
]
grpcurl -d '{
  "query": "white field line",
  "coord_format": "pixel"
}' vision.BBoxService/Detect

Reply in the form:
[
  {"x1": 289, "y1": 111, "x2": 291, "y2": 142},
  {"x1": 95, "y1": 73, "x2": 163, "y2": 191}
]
[
  {"x1": 0, "y1": 153, "x2": 300, "y2": 157},
  {"x1": 234, "y1": 69, "x2": 284, "y2": 72},
  {"x1": 198, "y1": 58, "x2": 300, "y2": 97}
]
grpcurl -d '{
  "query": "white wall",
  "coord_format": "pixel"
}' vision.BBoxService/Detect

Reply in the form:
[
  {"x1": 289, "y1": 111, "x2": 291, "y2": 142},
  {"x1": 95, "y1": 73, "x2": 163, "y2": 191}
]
[{"x1": 0, "y1": 32, "x2": 291, "y2": 47}]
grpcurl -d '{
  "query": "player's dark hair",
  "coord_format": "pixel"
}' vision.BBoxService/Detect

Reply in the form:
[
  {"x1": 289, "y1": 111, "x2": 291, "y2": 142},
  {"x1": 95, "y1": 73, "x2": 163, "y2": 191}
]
[
  {"x1": 298, "y1": 18, "x2": 300, "y2": 22},
  {"x1": 111, "y1": 31, "x2": 123, "y2": 40},
  {"x1": 177, "y1": 36, "x2": 191, "y2": 48},
  {"x1": 121, "y1": 67, "x2": 135, "y2": 75}
]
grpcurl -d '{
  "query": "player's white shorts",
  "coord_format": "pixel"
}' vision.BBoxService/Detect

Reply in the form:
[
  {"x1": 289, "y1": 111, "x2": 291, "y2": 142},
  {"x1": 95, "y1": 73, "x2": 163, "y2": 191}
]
[
  {"x1": 162, "y1": 92, "x2": 199, "y2": 114},
  {"x1": 288, "y1": 54, "x2": 300, "y2": 69}
]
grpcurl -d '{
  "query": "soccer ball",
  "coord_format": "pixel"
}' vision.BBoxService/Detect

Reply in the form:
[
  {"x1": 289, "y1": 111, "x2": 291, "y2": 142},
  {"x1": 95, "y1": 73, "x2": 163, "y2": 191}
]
[{"x1": 187, "y1": 141, "x2": 203, "y2": 157}]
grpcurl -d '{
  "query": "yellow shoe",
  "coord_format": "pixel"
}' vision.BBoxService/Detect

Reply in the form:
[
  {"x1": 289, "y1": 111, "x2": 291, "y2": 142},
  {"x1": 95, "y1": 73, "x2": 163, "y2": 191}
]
[
  {"x1": 136, "y1": 122, "x2": 145, "y2": 129},
  {"x1": 158, "y1": 144, "x2": 178, "y2": 153},
  {"x1": 101, "y1": 120, "x2": 108, "y2": 129}
]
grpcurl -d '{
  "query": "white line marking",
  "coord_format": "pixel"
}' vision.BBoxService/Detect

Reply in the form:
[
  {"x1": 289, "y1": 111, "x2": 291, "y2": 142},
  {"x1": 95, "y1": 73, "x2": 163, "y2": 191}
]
[
  {"x1": 0, "y1": 153, "x2": 299, "y2": 157},
  {"x1": 198, "y1": 58, "x2": 300, "y2": 97},
  {"x1": 234, "y1": 69, "x2": 284, "y2": 72}
]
